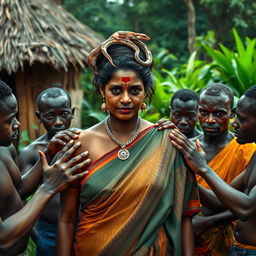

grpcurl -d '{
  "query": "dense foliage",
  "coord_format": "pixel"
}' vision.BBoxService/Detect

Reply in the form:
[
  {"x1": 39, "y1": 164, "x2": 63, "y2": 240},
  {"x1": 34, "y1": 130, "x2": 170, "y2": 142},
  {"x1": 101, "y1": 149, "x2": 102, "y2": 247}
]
[
  {"x1": 62, "y1": 0, "x2": 256, "y2": 126},
  {"x1": 64, "y1": 0, "x2": 256, "y2": 58}
]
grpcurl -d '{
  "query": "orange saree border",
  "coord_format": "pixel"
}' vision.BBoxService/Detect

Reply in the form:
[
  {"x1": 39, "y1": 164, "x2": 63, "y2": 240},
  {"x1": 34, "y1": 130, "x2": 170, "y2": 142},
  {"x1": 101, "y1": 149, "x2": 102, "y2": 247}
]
[{"x1": 80, "y1": 125, "x2": 155, "y2": 185}]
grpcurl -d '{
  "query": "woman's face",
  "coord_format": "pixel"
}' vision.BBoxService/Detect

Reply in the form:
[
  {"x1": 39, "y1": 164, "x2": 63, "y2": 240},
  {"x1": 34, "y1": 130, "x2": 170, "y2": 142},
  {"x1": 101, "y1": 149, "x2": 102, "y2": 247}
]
[{"x1": 102, "y1": 69, "x2": 146, "y2": 121}]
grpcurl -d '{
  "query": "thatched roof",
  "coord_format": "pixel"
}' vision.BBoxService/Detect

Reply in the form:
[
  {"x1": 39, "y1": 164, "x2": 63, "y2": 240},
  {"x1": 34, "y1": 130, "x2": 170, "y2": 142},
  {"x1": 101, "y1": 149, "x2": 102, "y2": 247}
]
[{"x1": 0, "y1": 0, "x2": 103, "y2": 74}]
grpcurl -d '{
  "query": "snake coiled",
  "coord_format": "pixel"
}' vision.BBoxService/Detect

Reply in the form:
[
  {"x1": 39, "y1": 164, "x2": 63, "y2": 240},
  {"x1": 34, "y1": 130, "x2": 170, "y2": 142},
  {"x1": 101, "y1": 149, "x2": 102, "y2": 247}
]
[{"x1": 87, "y1": 31, "x2": 153, "y2": 73}]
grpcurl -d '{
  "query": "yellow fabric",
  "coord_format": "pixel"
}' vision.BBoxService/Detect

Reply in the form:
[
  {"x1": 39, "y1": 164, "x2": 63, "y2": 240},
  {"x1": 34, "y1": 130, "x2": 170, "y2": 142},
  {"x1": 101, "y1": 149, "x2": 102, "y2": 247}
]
[
  {"x1": 195, "y1": 138, "x2": 256, "y2": 256},
  {"x1": 75, "y1": 127, "x2": 200, "y2": 255},
  {"x1": 195, "y1": 220, "x2": 235, "y2": 256},
  {"x1": 197, "y1": 138, "x2": 256, "y2": 189},
  {"x1": 75, "y1": 148, "x2": 160, "y2": 255}
]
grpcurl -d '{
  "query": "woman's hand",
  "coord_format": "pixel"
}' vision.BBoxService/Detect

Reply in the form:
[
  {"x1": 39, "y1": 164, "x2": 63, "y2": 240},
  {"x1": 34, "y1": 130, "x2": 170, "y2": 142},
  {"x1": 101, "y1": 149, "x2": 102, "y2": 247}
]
[{"x1": 169, "y1": 128, "x2": 208, "y2": 175}]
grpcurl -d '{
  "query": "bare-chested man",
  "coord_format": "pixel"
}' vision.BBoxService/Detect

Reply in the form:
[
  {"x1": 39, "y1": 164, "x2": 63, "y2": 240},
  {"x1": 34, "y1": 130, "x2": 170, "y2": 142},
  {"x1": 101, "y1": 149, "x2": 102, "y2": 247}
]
[
  {"x1": 0, "y1": 81, "x2": 90, "y2": 256},
  {"x1": 170, "y1": 85, "x2": 256, "y2": 255},
  {"x1": 19, "y1": 88, "x2": 75, "y2": 256},
  {"x1": 169, "y1": 89, "x2": 202, "y2": 139},
  {"x1": 190, "y1": 83, "x2": 256, "y2": 255}
]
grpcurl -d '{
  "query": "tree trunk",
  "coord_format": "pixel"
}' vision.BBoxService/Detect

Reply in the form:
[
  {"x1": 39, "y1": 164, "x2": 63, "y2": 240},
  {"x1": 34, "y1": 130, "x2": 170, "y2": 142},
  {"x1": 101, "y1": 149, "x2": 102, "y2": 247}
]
[
  {"x1": 183, "y1": 0, "x2": 196, "y2": 53},
  {"x1": 53, "y1": 0, "x2": 63, "y2": 4}
]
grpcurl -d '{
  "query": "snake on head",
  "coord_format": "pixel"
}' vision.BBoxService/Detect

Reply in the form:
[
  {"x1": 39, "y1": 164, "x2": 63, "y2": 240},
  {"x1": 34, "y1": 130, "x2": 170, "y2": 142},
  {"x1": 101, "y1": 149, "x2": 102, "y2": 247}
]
[{"x1": 87, "y1": 31, "x2": 153, "y2": 73}]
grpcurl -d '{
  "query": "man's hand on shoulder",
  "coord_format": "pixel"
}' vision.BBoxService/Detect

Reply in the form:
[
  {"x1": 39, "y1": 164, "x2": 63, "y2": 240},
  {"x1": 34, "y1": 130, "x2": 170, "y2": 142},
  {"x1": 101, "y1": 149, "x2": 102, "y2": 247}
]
[
  {"x1": 155, "y1": 118, "x2": 176, "y2": 130},
  {"x1": 169, "y1": 128, "x2": 209, "y2": 175},
  {"x1": 44, "y1": 128, "x2": 81, "y2": 161},
  {"x1": 40, "y1": 140, "x2": 90, "y2": 195}
]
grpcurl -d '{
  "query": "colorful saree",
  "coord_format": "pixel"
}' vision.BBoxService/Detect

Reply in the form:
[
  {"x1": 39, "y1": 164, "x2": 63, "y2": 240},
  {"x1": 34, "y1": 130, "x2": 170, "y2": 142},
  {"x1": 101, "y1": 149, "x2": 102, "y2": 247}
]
[{"x1": 75, "y1": 127, "x2": 200, "y2": 256}]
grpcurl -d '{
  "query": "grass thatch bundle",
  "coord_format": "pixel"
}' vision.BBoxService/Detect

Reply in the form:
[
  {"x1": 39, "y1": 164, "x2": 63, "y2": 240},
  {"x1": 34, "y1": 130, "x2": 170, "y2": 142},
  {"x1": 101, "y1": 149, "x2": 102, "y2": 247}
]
[{"x1": 0, "y1": 0, "x2": 103, "y2": 74}]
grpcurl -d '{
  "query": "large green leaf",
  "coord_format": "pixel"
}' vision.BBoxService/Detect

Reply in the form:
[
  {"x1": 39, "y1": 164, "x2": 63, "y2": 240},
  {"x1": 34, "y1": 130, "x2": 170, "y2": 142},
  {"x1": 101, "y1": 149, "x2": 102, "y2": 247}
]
[
  {"x1": 186, "y1": 51, "x2": 197, "y2": 77},
  {"x1": 232, "y1": 28, "x2": 246, "y2": 57},
  {"x1": 204, "y1": 45, "x2": 233, "y2": 74}
]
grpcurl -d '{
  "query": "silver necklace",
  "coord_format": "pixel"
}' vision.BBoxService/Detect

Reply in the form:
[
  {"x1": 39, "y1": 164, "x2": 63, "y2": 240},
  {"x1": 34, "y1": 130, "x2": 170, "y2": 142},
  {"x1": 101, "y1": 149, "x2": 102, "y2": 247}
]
[{"x1": 104, "y1": 117, "x2": 141, "y2": 160}]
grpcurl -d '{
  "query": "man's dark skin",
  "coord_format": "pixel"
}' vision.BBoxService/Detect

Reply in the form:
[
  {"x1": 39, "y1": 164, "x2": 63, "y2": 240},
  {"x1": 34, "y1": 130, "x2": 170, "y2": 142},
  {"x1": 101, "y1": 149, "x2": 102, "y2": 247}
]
[
  {"x1": 191, "y1": 89, "x2": 237, "y2": 243},
  {"x1": 0, "y1": 90, "x2": 90, "y2": 255},
  {"x1": 19, "y1": 89, "x2": 75, "y2": 225},
  {"x1": 170, "y1": 91, "x2": 256, "y2": 247},
  {"x1": 170, "y1": 98, "x2": 201, "y2": 139},
  {"x1": 196, "y1": 91, "x2": 234, "y2": 162}
]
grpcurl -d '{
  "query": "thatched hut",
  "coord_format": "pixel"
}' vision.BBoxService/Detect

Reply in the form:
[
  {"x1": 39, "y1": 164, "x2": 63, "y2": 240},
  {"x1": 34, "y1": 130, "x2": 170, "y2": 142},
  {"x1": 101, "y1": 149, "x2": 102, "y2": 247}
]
[{"x1": 0, "y1": 0, "x2": 103, "y2": 141}]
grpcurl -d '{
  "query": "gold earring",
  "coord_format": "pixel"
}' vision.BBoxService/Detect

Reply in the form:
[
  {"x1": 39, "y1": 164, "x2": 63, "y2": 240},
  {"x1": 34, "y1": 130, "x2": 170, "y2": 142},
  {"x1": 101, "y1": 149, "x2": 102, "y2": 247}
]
[
  {"x1": 141, "y1": 102, "x2": 147, "y2": 111},
  {"x1": 100, "y1": 98, "x2": 107, "y2": 112}
]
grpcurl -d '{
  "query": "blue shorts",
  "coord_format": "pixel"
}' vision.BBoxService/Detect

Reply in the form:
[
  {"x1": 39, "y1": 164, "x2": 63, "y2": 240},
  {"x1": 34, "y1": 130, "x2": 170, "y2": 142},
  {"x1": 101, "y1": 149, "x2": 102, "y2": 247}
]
[
  {"x1": 36, "y1": 220, "x2": 57, "y2": 256},
  {"x1": 230, "y1": 244, "x2": 256, "y2": 256}
]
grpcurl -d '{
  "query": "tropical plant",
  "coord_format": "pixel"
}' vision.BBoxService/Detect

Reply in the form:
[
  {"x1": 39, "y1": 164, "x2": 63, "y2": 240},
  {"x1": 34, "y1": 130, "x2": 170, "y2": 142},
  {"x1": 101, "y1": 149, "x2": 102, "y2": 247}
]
[
  {"x1": 204, "y1": 28, "x2": 256, "y2": 97},
  {"x1": 26, "y1": 238, "x2": 36, "y2": 256},
  {"x1": 80, "y1": 72, "x2": 107, "y2": 129},
  {"x1": 141, "y1": 51, "x2": 213, "y2": 122}
]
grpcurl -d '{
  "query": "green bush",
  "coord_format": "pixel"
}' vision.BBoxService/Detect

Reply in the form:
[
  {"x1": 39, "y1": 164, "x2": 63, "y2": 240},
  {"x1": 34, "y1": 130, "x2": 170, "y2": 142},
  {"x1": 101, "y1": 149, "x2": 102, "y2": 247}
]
[
  {"x1": 80, "y1": 72, "x2": 107, "y2": 129},
  {"x1": 204, "y1": 28, "x2": 256, "y2": 97},
  {"x1": 141, "y1": 51, "x2": 213, "y2": 122}
]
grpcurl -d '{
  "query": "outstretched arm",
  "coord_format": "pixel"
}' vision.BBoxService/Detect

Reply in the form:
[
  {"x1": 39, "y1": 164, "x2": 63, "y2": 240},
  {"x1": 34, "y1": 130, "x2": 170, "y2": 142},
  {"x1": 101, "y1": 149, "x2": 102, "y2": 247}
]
[
  {"x1": 192, "y1": 210, "x2": 236, "y2": 237},
  {"x1": 19, "y1": 129, "x2": 81, "y2": 198},
  {"x1": 0, "y1": 141, "x2": 90, "y2": 253},
  {"x1": 0, "y1": 184, "x2": 57, "y2": 253},
  {"x1": 199, "y1": 169, "x2": 246, "y2": 211},
  {"x1": 169, "y1": 129, "x2": 256, "y2": 221},
  {"x1": 197, "y1": 166, "x2": 256, "y2": 221},
  {"x1": 198, "y1": 185, "x2": 224, "y2": 211}
]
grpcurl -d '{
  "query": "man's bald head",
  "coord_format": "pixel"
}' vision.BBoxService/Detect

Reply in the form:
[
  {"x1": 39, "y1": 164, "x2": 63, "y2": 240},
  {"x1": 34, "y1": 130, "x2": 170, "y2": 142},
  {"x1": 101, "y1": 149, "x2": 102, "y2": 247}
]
[{"x1": 37, "y1": 87, "x2": 71, "y2": 111}]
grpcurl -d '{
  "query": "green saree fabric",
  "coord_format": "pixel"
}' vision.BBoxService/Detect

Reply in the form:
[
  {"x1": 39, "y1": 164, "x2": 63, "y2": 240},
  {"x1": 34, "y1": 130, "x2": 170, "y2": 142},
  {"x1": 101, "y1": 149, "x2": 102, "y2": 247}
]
[{"x1": 75, "y1": 126, "x2": 200, "y2": 256}]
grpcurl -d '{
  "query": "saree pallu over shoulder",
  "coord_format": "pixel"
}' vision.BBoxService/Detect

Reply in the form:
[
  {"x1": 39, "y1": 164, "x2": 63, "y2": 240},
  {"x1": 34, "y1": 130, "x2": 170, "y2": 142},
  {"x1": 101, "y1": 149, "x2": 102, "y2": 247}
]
[{"x1": 75, "y1": 127, "x2": 200, "y2": 256}]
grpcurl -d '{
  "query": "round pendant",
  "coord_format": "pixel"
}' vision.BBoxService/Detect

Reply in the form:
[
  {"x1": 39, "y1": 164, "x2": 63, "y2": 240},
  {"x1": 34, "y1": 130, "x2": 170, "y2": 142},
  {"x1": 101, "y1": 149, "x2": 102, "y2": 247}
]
[{"x1": 118, "y1": 148, "x2": 130, "y2": 160}]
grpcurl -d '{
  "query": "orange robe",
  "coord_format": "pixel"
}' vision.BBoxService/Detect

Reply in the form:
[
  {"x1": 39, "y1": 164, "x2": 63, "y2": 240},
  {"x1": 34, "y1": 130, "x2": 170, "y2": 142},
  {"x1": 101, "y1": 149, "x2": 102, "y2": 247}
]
[{"x1": 195, "y1": 138, "x2": 256, "y2": 256}]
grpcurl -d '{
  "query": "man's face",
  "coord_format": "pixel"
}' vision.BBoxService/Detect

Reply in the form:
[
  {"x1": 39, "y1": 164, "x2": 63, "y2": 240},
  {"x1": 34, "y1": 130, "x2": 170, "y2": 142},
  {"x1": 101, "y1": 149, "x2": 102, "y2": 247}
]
[
  {"x1": 233, "y1": 96, "x2": 256, "y2": 144},
  {"x1": 170, "y1": 98, "x2": 198, "y2": 138},
  {"x1": 0, "y1": 94, "x2": 20, "y2": 146},
  {"x1": 198, "y1": 92, "x2": 232, "y2": 137},
  {"x1": 37, "y1": 95, "x2": 74, "y2": 138}
]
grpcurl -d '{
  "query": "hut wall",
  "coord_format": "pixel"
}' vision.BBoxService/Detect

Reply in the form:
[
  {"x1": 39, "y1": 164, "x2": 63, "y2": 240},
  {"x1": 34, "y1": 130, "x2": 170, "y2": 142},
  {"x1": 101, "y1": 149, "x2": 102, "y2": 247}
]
[{"x1": 16, "y1": 64, "x2": 82, "y2": 144}]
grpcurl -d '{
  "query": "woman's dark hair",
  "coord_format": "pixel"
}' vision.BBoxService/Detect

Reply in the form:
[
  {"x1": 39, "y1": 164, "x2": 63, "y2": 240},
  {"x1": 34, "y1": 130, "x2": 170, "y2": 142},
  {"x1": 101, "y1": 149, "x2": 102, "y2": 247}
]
[{"x1": 93, "y1": 44, "x2": 154, "y2": 101}]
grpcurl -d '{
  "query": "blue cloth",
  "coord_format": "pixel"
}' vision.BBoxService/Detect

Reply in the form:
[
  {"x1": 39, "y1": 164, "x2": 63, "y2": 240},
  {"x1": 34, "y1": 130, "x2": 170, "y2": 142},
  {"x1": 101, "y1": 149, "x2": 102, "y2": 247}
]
[
  {"x1": 36, "y1": 220, "x2": 57, "y2": 256},
  {"x1": 230, "y1": 244, "x2": 256, "y2": 256}
]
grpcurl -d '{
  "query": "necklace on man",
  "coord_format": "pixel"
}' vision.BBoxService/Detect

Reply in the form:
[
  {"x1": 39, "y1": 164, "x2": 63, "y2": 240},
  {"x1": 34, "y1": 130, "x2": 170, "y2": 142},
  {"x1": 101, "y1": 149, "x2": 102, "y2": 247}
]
[{"x1": 104, "y1": 117, "x2": 141, "y2": 160}]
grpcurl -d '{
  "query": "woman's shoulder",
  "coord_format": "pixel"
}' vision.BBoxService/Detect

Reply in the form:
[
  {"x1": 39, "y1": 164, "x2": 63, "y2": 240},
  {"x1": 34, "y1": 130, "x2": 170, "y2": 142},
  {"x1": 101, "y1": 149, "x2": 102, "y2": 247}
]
[
  {"x1": 78, "y1": 121, "x2": 106, "y2": 142},
  {"x1": 140, "y1": 118, "x2": 154, "y2": 130}
]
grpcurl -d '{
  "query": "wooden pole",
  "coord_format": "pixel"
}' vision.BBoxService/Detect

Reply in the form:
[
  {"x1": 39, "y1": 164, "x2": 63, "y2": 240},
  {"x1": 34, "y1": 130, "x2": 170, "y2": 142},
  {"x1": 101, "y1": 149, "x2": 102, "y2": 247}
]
[{"x1": 183, "y1": 0, "x2": 196, "y2": 53}]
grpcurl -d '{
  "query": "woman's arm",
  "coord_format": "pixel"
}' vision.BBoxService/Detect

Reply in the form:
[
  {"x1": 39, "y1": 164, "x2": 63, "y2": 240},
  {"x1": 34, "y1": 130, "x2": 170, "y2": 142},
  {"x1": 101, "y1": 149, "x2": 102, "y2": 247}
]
[
  {"x1": 57, "y1": 187, "x2": 80, "y2": 256},
  {"x1": 182, "y1": 216, "x2": 194, "y2": 256}
]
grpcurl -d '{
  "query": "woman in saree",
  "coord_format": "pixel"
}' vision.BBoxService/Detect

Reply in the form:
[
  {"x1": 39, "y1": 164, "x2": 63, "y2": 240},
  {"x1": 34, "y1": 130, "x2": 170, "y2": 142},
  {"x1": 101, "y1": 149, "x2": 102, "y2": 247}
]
[{"x1": 57, "y1": 31, "x2": 200, "y2": 256}]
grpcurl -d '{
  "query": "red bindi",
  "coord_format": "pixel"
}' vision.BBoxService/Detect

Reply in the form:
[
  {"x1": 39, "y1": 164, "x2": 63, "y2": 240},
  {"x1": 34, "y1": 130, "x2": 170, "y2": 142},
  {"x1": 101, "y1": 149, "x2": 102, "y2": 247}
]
[{"x1": 122, "y1": 77, "x2": 131, "y2": 83}]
